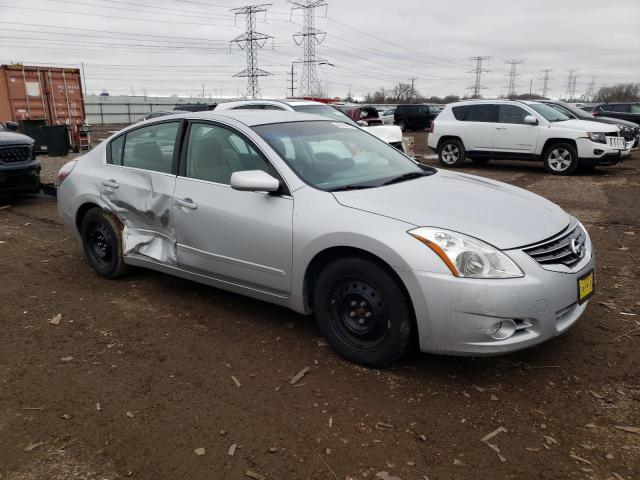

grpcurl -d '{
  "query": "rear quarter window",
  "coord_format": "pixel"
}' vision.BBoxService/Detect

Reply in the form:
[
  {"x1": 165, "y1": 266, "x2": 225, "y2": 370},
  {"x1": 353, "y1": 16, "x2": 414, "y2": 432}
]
[{"x1": 452, "y1": 106, "x2": 469, "y2": 121}]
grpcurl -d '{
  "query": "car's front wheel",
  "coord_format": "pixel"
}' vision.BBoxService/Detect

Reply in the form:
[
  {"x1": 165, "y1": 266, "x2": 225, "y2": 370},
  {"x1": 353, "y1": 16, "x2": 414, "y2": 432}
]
[
  {"x1": 438, "y1": 139, "x2": 466, "y2": 167},
  {"x1": 81, "y1": 208, "x2": 129, "y2": 278},
  {"x1": 313, "y1": 256, "x2": 413, "y2": 367},
  {"x1": 543, "y1": 143, "x2": 578, "y2": 175}
]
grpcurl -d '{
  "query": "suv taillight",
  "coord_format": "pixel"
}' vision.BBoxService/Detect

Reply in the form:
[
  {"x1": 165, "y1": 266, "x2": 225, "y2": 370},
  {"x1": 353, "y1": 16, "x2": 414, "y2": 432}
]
[
  {"x1": 57, "y1": 160, "x2": 77, "y2": 185},
  {"x1": 427, "y1": 121, "x2": 435, "y2": 133}
]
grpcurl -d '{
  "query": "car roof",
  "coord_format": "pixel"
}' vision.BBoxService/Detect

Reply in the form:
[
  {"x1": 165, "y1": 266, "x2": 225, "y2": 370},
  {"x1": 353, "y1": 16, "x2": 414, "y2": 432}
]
[
  {"x1": 217, "y1": 99, "x2": 327, "y2": 109},
  {"x1": 144, "y1": 109, "x2": 333, "y2": 127}
]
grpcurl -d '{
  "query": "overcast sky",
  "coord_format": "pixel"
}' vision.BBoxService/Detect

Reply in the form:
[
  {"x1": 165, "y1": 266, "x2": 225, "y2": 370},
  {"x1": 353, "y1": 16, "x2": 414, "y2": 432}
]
[{"x1": 1, "y1": 0, "x2": 639, "y2": 100}]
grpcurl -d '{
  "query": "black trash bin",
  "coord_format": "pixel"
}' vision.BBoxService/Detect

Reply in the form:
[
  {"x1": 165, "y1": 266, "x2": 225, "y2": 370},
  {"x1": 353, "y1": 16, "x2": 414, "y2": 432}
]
[
  {"x1": 18, "y1": 120, "x2": 47, "y2": 153},
  {"x1": 42, "y1": 125, "x2": 71, "y2": 157}
]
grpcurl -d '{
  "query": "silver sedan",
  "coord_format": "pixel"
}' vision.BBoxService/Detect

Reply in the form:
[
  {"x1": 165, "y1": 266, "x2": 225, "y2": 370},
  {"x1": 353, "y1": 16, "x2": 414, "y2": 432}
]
[{"x1": 57, "y1": 110, "x2": 595, "y2": 367}]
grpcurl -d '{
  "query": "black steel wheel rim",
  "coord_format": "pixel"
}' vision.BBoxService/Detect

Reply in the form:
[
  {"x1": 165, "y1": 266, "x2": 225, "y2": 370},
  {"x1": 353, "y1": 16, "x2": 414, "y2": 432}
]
[
  {"x1": 327, "y1": 277, "x2": 389, "y2": 351},
  {"x1": 87, "y1": 221, "x2": 113, "y2": 266}
]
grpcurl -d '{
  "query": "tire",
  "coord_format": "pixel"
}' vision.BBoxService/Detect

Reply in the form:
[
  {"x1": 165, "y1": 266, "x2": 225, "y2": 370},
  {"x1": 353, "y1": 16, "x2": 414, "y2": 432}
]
[
  {"x1": 80, "y1": 208, "x2": 129, "y2": 278},
  {"x1": 313, "y1": 256, "x2": 414, "y2": 367},
  {"x1": 438, "y1": 138, "x2": 466, "y2": 167},
  {"x1": 543, "y1": 142, "x2": 579, "y2": 175},
  {"x1": 470, "y1": 157, "x2": 491, "y2": 165}
]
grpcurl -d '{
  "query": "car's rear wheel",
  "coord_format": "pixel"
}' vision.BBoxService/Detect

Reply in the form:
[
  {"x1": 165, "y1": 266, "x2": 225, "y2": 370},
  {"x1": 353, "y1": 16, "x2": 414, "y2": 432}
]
[
  {"x1": 438, "y1": 139, "x2": 466, "y2": 167},
  {"x1": 313, "y1": 256, "x2": 413, "y2": 367},
  {"x1": 81, "y1": 208, "x2": 129, "y2": 278},
  {"x1": 543, "y1": 143, "x2": 578, "y2": 175}
]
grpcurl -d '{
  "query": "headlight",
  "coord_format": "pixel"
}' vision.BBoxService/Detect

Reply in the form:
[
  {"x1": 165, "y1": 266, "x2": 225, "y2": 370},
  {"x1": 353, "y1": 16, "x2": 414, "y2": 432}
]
[
  {"x1": 587, "y1": 132, "x2": 606, "y2": 143},
  {"x1": 409, "y1": 227, "x2": 523, "y2": 279},
  {"x1": 617, "y1": 125, "x2": 630, "y2": 134}
]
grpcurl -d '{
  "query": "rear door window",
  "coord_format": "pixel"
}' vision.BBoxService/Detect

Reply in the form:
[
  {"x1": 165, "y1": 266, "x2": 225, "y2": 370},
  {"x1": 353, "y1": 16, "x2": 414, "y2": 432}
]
[{"x1": 115, "y1": 122, "x2": 180, "y2": 173}]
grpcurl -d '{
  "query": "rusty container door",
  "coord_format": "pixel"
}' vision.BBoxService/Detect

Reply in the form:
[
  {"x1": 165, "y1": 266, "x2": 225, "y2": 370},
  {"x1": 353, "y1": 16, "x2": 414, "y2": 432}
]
[{"x1": 1, "y1": 64, "x2": 86, "y2": 149}]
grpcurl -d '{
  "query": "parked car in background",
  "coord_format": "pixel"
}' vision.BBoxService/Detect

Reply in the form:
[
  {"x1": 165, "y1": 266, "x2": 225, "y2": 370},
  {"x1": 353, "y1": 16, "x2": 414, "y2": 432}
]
[
  {"x1": 0, "y1": 121, "x2": 40, "y2": 194},
  {"x1": 57, "y1": 110, "x2": 595, "y2": 366},
  {"x1": 216, "y1": 99, "x2": 407, "y2": 153},
  {"x1": 394, "y1": 104, "x2": 441, "y2": 131},
  {"x1": 592, "y1": 103, "x2": 640, "y2": 127},
  {"x1": 380, "y1": 108, "x2": 396, "y2": 125},
  {"x1": 174, "y1": 104, "x2": 216, "y2": 112},
  {"x1": 336, "y1": 105, "x2": 383, "y2": 126},
  {"x1": 541, "y1": 100, "x2": 639, "y2": 150},
  {"x1": 428, "y1": 100, "x2": 625, "y2": 175},
  {"x1": 136, "y1": 110, "x2": 188, "y2": 123}
]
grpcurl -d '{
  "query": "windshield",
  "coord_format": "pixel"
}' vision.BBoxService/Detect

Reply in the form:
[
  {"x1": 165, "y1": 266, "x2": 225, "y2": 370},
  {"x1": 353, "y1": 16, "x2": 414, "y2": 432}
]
[
  {"x1": 553, "y1": 102, "x2": 590, "y2": 119},
  {"x1": 291, "y1": 104, "x2": 359, "y2": 127},
  {"x1": 0, "y1": 123, "x2": 5, "y2": 132},
  {"x1": 528, "y1": 103, "x2": 570, "y2": 122},
  {"x1": 253, "y1": 121, "x2": 428, "y2": 191}
]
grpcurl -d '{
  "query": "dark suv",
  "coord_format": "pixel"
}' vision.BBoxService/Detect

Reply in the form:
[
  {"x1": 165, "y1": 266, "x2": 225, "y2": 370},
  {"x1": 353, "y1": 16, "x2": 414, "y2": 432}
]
[
  {"x1": 0, "y1": 122, "x2": 40, "y2": 194},
  {"x1": 592, "y1": 103, "x2": 640, "y2": 126},
  {"x1": 394, "y1": 104, "x2": 440, "y2": 131}
]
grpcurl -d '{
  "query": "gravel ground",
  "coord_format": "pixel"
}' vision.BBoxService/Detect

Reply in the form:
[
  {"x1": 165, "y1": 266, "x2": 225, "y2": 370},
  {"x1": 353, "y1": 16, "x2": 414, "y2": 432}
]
[{"x1": 1, "y1": 134, "x2": 638, "y2": 480}]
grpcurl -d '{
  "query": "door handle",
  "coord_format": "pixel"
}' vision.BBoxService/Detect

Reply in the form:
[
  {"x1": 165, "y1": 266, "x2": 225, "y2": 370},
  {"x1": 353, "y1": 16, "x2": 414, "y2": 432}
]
[
  {"x1": 175, "y1": 197, "x2": 197, "y2": 210},
  {"x1": 495, "y1": 127, "x2": 507, "y2": 130},
  {"x1": 102, "y1": 179, "x2": 119, "y2": 188}
]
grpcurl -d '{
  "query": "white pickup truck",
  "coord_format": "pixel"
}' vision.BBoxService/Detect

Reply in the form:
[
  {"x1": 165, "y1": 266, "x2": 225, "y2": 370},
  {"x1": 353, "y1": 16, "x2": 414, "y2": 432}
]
[{"x1": 428, "y1": 100, "x2": 626, "y2": 175}]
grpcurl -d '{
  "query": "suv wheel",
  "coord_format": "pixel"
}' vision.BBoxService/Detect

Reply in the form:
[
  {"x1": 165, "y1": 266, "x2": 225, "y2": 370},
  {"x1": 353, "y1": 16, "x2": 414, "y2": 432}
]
[
  {"x1": 543, "y1": 143, "x2": 578, "y2": 175},
  {"x1": 313, "y1": 256, "x2": 413, "y2": 367},
  {"x1": 438, "y1": 139, "x2": 466, "y2": 167},
  {"x1": 81, "y1": 208, "x2": 129, "y2": 278}
]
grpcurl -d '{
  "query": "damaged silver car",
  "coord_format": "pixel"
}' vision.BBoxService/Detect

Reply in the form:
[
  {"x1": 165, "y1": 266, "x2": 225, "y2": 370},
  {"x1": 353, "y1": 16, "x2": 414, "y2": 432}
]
[{"x1": 57, "y1": 110, "x2": 595, "y2": 367}]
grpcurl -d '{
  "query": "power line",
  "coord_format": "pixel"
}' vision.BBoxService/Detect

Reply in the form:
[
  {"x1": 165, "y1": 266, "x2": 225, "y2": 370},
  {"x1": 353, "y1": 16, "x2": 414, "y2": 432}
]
[
  {"x1": 504, "y1": 58, "x2": 525, "y2": 97},
  {"x1": 467, "y1": 56, "x2": 490, "y2": 98},
  {"x1": 230, "y1": 4, "x2": 273, "y2": 99},
  {"x1": 289, "y1": 0, "x2": 328, "y2": 96}
]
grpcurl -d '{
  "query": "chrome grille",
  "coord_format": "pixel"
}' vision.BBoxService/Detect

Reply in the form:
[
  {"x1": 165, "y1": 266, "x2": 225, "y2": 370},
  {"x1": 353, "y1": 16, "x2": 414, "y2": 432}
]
[
  {"x1": 0, "y1": 145, "x2": 31, "y2": 164},
  {"x1": 522, "y1": 225, "x2": 586, "y2": 268}
]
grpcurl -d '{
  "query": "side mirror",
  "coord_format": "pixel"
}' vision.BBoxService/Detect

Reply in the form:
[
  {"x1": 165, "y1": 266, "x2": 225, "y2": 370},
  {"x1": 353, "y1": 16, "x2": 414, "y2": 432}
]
[
  {"x1": 524, "y1": 115, "x2": 538, "y2": 125},
  {"x1": 6, "y1": 121, "x2": 19, "y2": 131},
  {"x1": 230, "y1": 170, "x2": 280, "y2": 193},
  {"x1": 357, "y1": 120, "x2": 368, "y2": 127}
]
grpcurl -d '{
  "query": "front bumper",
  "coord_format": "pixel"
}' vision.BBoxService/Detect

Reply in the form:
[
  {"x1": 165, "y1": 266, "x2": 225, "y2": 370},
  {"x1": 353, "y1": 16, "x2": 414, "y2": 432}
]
[
  {"x1": 396, "y1": 247, "x2": 595, "y2": 356},
  {"x1": 0, "y1": 159, "x2": 41, "y2": 193},
  {"x1": 577, "y1": 138, "x2": 624, "y2": 165}
]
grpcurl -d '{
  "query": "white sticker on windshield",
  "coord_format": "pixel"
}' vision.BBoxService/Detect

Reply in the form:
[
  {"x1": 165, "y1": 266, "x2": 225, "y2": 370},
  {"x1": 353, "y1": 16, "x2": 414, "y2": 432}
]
[{"x1": 332, "y1": 122, "x2": 356, "y2": 129}]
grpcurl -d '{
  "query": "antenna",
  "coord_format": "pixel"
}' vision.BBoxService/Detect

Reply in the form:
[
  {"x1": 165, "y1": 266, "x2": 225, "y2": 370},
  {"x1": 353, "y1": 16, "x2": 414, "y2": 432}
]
[
  {"x1": 467, "y1": 56, "x2": 490, "y2": 98},
  {"x1": 230, "y1": 4, "x2": 273, "y2": 99},
  {"x1": 289, "y1": 0, "x2": 328, "y2": 96}
]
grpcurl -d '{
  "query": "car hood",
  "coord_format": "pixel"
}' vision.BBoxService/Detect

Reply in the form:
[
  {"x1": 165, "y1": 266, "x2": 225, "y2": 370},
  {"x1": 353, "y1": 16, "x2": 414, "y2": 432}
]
[
  {"x1": 362, "y1": 124, "x2": 403, "y2": 143},
  {"x1": 332, "y1": 170, "x2": 570, "y2": 249},
  {"x1": 594, "y1": 116, "x2": 639, "y2": 129},
  {"x1": 0, "y1": 131, "x2": 34, "y2": 146},
  {"x1": 553, "y1": 119, "x2": 618, "y2": 133}
]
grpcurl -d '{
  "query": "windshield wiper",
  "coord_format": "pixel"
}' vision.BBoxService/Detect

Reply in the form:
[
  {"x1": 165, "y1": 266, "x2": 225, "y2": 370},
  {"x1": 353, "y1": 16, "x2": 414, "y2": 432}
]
[
  {"x1": 381, "y1": 171, "x2": 428, "y2": 186},
  {"x1": 329, "y1": 184, "x2": 375, "y2": 192}
]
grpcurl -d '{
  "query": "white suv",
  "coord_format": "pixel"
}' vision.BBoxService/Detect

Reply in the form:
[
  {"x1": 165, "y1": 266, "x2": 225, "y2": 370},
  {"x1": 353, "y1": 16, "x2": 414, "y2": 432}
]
[{"x1": 428, "y1": 100, "x2": 626, "y2": 175}]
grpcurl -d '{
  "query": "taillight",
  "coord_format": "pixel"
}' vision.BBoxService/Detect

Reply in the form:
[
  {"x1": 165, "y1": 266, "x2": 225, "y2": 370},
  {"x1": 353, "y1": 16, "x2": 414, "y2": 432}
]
[
  {"x1": 57, "y1": 160, "x2": 77, "y2": 185},
  {"x1": 427, "y1": 121, "x2": 435, "y2": 133}
]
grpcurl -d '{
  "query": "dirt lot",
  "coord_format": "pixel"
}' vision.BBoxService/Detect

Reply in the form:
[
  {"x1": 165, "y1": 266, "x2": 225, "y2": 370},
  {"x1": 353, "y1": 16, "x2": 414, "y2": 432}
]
[{"x1": 1, "y1": 136, "x2": 639, "y2": 480}]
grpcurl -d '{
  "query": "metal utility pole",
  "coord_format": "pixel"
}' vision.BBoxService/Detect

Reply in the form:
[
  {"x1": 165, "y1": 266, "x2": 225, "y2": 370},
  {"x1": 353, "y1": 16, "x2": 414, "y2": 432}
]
[
  {"x1": 230, "y1": 4, "x2": 273, "y2": 99},
  {"x1": 540, "y1": 69, "x2": 552, "y2": 98},
  {"x1": 504, "y1": 58, "x2": 525, "y2": 97},
  {"x1": 289, "y1": 0, "x2": 328, "y2": 96},
  {"x1": 288, "y1": 63, "x2": 297, "y2": 97},
  {"x1": 467, "y1": 56, "x2": 490, "y2": 98},
  {"x1": 409, "y1": 77, "x2": 417, "y2": 102},
  {"x1": 585, "y1": 76, "x2": 597, "y2": 100}
]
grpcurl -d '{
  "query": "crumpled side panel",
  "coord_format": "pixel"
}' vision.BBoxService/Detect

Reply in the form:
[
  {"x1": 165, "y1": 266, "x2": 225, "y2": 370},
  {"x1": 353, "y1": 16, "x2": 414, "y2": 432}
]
[{"x1": 99, "y1": 169, "x2": 177, "y2": 265}]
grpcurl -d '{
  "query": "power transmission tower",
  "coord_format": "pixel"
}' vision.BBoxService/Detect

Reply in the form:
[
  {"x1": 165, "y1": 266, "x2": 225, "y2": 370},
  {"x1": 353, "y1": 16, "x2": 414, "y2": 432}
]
[
  {"x1": 289, "y1": 0, "x2": 328, "y2": 96},
  {"x1": 467, "y1": 56, "x2": 490, "y2": 98},
  {"x1": 409, "y1": 77, "x2": 417, "y2": 102},
  {"x1": 585, "y1": 76, "x2": 597, "y2": 100},
  {"x1": 504, "y1": 58, "x2": 525, "y2": 97},
  {"x1": 540, "y1": 69, "x2": 552, "y2": 98},
  {"x1": 230, "y1": 4, "x2": 273, "y2": 99},
  {"x1": 565, "y1": 69, "x2": 577, "y2": 99}
]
